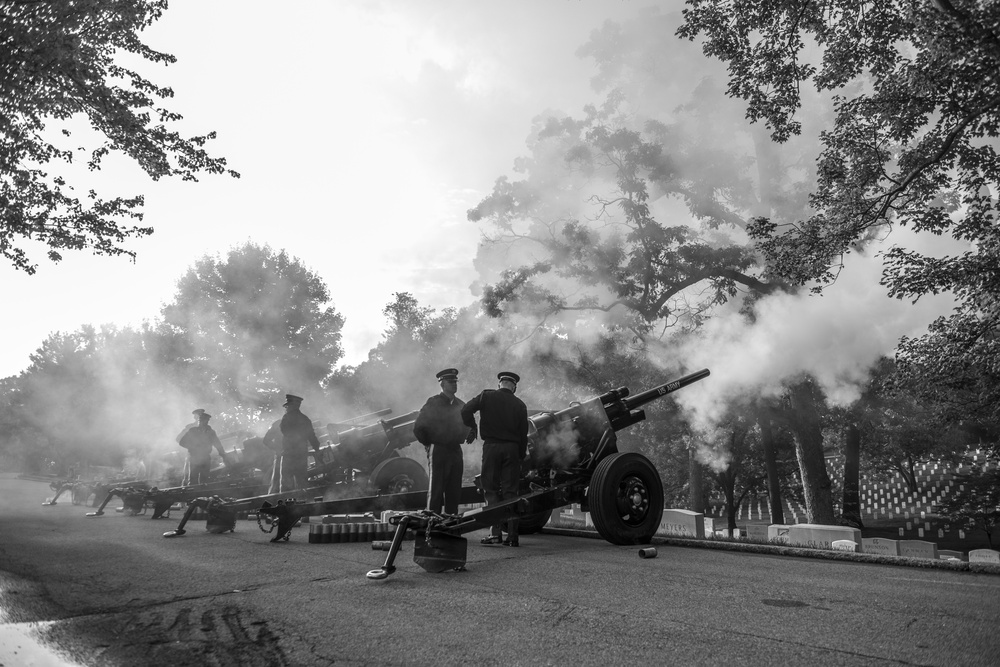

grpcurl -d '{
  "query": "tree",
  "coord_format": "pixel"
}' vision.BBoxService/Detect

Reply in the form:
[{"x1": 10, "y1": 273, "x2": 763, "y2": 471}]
[
  {"x1": 856, "y1": 357, "x2": 967, "y2": 492},
  {"x1": 935, "y1": 462, "x2": 1000, "y2": 549},
  {"x1": 679, "y1": 1, "x2": 1000, "y2": 425},
  {"x1": 708, "y1": 417, "x2": 765, "y2": 536},
  {"x1": 1, "y1": 0, "x2": 238, "y2": 274},
  {"x1": 468, "y1": 8, "x2": 853, "y2": 523},
  {"x1": 161, "y1": 243, "x2": 344, "y2": 419}
]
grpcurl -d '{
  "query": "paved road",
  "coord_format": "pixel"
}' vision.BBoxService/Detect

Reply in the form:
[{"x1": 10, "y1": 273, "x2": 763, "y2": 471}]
[{"x1": 1, "y1": 474, "x2": 998, "y2": 666}]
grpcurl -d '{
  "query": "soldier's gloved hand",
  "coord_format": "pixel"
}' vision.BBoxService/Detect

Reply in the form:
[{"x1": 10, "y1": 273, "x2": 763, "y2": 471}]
[{"x1": 465, "y1": 428, "x2": 477, "y2": 444}]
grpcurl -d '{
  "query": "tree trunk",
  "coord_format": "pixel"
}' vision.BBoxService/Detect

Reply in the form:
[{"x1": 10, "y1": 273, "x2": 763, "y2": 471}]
[
  {"x1": 758, "y1": 412, "x2": 785, "y2": 525},
  {"x1": 716, "y1": 469, "x2": 738, "y2": 535},
  {"x1": 688, "y1": 447, "x2": 706, "y2": 513},
  {"x1": 786, "y1": 381, "x2": 836, "y2": 525},
  {"x1": 841, "y1": 423, "x2": 864, "y2": 528}
]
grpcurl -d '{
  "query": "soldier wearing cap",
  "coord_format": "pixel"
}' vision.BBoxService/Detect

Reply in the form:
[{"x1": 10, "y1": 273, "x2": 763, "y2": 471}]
[
  {"x1": 175, "y1": 409, "x2": 203, "y2": 485},
  {"x1": 414, "y1": 368, "x2": 477, "y2": 515},
  {"x1": 178, "y1": 410, "x2": 227, "y2": 485},
  {"x1": 279, "y1": 394, "x2": 323, "y2": 492},
  {"x1": 461, "y1": 371, "x2": 529, "y2": 546}
]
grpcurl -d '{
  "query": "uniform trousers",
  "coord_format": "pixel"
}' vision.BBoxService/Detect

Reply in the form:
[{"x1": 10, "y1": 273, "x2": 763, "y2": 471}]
[
  {"x1": 481, "y1": 440, "x2": 521, "y2": 539},
  {"x1": 427, "y1": 445, "x2": 464, "y2": 515}
]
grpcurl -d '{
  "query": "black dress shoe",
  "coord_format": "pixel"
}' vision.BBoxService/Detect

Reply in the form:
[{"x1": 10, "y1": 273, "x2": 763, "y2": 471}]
[
  {"x1": 503, "y1": 539, "x2": 519, "y2": 547},
  {"x1": 481, "y1": 535, "x2": 503, "y2": 545}
]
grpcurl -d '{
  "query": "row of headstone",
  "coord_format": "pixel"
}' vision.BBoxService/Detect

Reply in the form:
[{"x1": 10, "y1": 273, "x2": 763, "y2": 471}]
[{"x1": 547, "y1": 506, "x2": 1000, "y2": 565}]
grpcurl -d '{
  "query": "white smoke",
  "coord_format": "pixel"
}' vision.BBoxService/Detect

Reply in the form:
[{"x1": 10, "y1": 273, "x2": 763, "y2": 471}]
[{"x1": 668, "y1": 227, "x2": 965, "y2": 434}]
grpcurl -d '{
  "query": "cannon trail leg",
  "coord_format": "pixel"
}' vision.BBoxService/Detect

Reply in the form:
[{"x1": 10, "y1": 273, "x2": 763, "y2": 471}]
[
  {"x1": 43, "y1": 487, "x2": 67, "y2": 506},
  {"x1": 366, "y1": 516, "x2": 412, "y2": 580},
  {"x1": 162, "y1": 499, "x2": 207, "y2": 537},
  {"x1": 86, "y1": 490, "x2": 121, "y2": 516}
]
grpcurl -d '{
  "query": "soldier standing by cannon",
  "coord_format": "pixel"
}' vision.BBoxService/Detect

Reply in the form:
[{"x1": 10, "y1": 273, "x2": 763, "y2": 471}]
[
  {"x1": 279, "y1": 394, "x2": 324, "y2": 492},
  {"x1": 462, "y1": 371, "x2": 528, "y2": 547},
  {"x1": 178, "y1": 410, "x2": 228, "y2": 485},
  {"x1": 414, "y1": 368, "x2": 477, "y2": 516}
]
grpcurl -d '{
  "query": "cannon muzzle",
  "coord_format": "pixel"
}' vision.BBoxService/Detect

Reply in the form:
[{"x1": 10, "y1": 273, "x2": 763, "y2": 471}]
[{"x1": 620, "y1": 368, "x2": 710, "y2": 411}]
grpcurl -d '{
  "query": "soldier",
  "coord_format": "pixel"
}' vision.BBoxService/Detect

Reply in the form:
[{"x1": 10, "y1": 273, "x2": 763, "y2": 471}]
[
  {"x1": 175, "y1": 408, "x2": 203, "y2": 485},
  {"x1": 178, "y1": 410, "x2": 228, "y2": 485},
  {"x1": 279, "y1": 394, "x2": 323, "y2": 492},
  {"x1": 461, "y1": 371, "x2": 529, "y2": 547},
  {"x1": 414, "y1": 368, "x2": 477, "y2": 516},
  {"x1": 261, "y1": 418, "x2": 283, "y2": 494}
]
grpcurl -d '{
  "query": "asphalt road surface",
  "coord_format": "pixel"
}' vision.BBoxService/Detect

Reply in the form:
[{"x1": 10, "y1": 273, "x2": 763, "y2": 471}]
[{"x1": 1, "y1": 474, "x2": 998, "y2": 666}]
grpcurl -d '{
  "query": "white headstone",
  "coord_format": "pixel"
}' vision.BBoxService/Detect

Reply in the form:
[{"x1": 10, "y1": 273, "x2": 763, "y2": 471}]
[
  {"x1": 832, "y1": 540, "x2": 857, "y2": 553},
  {"x1": 968, "y1": 549, "x2": 1000, "y2": 565},
  {"x1": 786, "y1": 524, "x2": 862, "y2": 550},
  {"x1": 863, "y1": 537, "x2": 900, "y2": 556},
  {"x1": 899, "y1": 540, "x2": 938, "y2": 560},
  {"x1": 657, "y1": 509, "x2": 704, "y2": 539},
  {"x1": 745, "y1": 524, "x2": 769, "y2": 542},
  {"x1": 768, "y1": 524, "x2": 791, "y2": 544}
]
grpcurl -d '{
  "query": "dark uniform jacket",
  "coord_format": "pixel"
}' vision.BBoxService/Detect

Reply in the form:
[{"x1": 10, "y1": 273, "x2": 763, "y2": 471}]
[
  {"x1": 179, "y1": 425, "x2": 223, "y2": 466},
  {"x1": 280, "y1": 409, "x2": 321, "y2": 457},
  {"x1": 413, "y1": 393, "x2": 470, "y2": 449},
  {"x1": 461, "y1": 388, "x2": 529, "y2": 458}
]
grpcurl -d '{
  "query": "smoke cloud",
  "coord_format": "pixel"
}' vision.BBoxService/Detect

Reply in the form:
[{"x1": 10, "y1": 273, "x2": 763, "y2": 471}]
[{"x1": 664, "y1": 227, "x2": 965, "y2": 435}]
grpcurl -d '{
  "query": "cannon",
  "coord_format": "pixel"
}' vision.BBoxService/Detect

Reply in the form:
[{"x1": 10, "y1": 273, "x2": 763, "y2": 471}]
[
  {"x1": 365, "y1": 368, "x2": 711, "y2": 579},
  {"x1": 159, "y1": 408, "x2": 430, "y2": 536},
  {"x1": 251, "y1": 368, "x2": 710, "y2": 548},
  {"x1": 308, "y1": 409, "x2": 428, "y2": 493},
  {"x1": 42, "y1": 478, "x2": 95, "y2": 506}
]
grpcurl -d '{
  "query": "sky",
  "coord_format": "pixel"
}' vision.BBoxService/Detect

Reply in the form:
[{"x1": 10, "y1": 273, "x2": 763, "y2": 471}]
[{"x1": 4, "y1": 0, "x2": 653, "y2": 379}]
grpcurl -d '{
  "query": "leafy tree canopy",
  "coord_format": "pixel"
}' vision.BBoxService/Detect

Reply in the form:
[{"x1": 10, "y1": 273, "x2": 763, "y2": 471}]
[
  {"x1": 1, "y1": 0, "x2": 238, "y2": 274},
  {"x1": 161, "y1": 243, "x2": 344, "y2": 415},
  {"x1": 680, "y1": 0, "x2": 1000, "y2": 431}
]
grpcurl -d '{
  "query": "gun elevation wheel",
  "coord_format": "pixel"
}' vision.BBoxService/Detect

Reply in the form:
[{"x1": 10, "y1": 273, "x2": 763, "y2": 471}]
[
  {"x1": 370, "y1": 457, "x2": 429, "y2": 495},
  {"x1": 587, "y1": 452, "x2": 663, "y2": 545}
]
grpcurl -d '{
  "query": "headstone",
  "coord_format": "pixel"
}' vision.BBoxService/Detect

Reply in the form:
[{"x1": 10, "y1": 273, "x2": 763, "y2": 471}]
[
  {"x1": 657, "y1": 509, "x2": 704, "y2": 538},
  {"x1": 938, "y1": 550, "x2": 964, "y2": 562},
  {"x1": 863, "y1": 537, "x2": 900, "y2": 556},
  {"x1": 767, "y1": 524, "x2": 791, "y2": 544},
  {"x1": 968, "y1": 549, "x2": 1000, "y2": 565},
  {"x1": 786, "y1": 524, "x2": 862, "y2": 550},
  {"x1": 832, "y1": 539, "x2": 857, "y2": 553},
  {"x1": 745, "y1": 524, "x2": 769, "y2": 542},
  {"x1": 899, "y1": 540, "x2": 938, "y2": 560},
  {"x1": 918, "y1": 528, "x2": 924, "y2": 538},
  {"x1": 703, "y1": 517, "x2": 715, "y2": 535}
]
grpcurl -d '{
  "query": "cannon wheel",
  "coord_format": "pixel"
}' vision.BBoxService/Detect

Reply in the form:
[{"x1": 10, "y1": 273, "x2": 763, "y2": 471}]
[
  {"x1": 587, "y1": 452, "x2": 663, "y2": 545},
  {"x1": 503, "y1": 509, "x2": 553, "y2": 535},
  {"x1": 370, "y1": 457, "x2": 428, "y2": 495}
]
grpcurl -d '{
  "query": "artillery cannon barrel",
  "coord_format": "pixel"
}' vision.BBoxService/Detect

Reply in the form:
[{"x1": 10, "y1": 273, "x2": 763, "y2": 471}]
[
  {"x1": 620, "y1": 368, "x2": 710, "y2": 412},
  {"x1": 330, "y1": 408, "x2": 392, "y2": 430}
]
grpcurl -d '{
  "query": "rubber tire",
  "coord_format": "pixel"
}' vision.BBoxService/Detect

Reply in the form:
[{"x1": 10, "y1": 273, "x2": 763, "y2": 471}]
[
  {"x1": 370, "y1": 456, "x2": 429, "y2": 495},
  {"x1": 504, "y1": 508, "x2": 553, "y2": 535},
  {"x1": 587, "y1": 452, "x2": 663, "y2": 545}
]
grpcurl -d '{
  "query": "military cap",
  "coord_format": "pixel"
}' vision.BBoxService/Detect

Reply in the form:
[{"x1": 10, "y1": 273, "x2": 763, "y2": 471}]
[
  {"x1": 436, "y1": 368, "x2": 459, "y2": 381},
  {"x1": 199, "y1": 412, "x2": 212, "y2": 420},
  {"x1": 497, "y1": 371, "x2": 520, "y2": 384},
  {"x1": 192, "y1": 408, "x2": 206, "y2": 416},
  {"x1": 283, "y1": 394, "x2": 304, "y2": 406}
]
